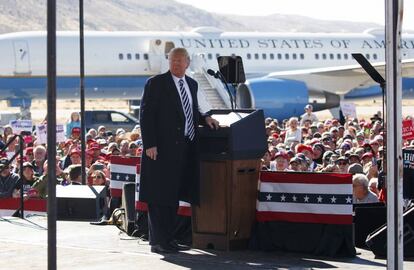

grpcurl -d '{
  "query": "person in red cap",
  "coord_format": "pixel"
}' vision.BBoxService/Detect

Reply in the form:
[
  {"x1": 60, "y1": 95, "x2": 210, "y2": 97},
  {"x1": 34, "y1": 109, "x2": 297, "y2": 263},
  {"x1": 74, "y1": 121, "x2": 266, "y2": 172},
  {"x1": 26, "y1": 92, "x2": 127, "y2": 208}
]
[
  {"x1": 361, "y1": 152, "x2": 374, "y2": 166},
  {"x1": 71, "y1": 127, "x2": 81, "y2": 140},
  {"x1": 25, "y1": 147, "x2": 34, "y2": 162},
  {"x1": 270, "y1": 151, "x2": 290, "y2": 171}
]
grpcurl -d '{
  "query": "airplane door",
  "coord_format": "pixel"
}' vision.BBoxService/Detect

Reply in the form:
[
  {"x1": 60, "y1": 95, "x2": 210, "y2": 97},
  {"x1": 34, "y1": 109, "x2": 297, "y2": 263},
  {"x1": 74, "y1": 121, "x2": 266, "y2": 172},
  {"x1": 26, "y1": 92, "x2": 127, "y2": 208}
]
[
  {"x1": 13, "y1": 41, "x2": 31, "y2": 74},
  {"x1": 148, "y1": 40, "x2": 175, "y2": 73}
]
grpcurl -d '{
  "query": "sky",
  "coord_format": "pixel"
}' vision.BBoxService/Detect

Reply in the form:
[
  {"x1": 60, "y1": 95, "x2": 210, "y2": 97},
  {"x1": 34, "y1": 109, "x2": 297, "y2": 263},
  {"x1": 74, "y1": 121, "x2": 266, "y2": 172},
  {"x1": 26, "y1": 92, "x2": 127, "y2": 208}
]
[{"x1": 175, "y1": 0, "x2": 414, "y2": 30}]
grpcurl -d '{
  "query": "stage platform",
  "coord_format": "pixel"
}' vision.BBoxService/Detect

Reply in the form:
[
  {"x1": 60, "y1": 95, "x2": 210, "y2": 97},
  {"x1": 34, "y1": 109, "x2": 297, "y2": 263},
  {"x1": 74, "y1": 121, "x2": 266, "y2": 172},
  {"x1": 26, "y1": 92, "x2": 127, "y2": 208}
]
[{"x1": 0, "y1": 216, "x2": 412, "y2": 270}]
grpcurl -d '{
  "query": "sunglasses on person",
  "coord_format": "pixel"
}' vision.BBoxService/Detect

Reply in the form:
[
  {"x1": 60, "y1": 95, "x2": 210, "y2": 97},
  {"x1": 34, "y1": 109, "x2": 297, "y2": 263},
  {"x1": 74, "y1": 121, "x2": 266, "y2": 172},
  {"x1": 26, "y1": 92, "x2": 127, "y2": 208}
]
[{"x1": 93, "y1": 175, "x2": 103, "y2": 179}]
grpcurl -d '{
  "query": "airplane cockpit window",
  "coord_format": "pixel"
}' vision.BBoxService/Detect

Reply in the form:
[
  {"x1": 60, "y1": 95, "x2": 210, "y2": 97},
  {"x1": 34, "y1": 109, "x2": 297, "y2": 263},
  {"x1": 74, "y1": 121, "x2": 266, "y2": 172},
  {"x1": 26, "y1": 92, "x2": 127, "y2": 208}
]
[
  {"x1": 315, "y1": 53, "x2": 319, "y2": 60},
  {"x1": 118, "y1": 53, "x2": 123, "y2": 60},
  {"x1": 143, "y1": 54, "x2": 149, "y2": 60},
  {"x1": 127, "y1": 53, "x2": 132, "y2": 60},
  {"x1": 247, "y1": 53, "x2": 251, "y2": 60},
  {"x1": 135, "y1": 53, "x2": 140, "y2": 60}
]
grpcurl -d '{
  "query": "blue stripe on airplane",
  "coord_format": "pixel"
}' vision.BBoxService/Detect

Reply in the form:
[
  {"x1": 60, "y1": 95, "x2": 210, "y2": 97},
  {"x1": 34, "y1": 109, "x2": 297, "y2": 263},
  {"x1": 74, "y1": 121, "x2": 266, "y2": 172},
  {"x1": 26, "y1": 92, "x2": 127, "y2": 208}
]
[
  {"x1": 0, "y1": 76, "x2": 150, "y2": 100},
  {"x1": 345, "y1": 78, "x2": 414, "y2": 99}
]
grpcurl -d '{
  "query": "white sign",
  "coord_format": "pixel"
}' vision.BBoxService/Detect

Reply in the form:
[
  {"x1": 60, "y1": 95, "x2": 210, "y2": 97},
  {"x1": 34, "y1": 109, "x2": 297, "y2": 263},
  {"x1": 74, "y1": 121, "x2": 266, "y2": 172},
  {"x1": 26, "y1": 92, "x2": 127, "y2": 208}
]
[
  {"x1": 9, "y1": 120, "x2": 32, "y2": 134},
  {"x1": 340, "y1": 102, "x2": 357, "y2": 118},
  {"x1": 36, "y1": 124, "x2": 66, "y2": 144}
]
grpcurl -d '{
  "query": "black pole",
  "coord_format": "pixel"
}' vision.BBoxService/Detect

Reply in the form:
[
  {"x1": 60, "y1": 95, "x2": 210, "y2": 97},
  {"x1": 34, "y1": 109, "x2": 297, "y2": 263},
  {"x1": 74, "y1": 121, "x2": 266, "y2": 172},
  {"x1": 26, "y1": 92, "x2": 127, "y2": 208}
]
[
  {"x1": 47, "y1": 0, "x2": 57, "y2": 269},
  {"x1": 79, "y1": 0, "x2": 86, "y2": 185},
  {"x1": 19, "y1": 135, "x2": 24, "y2": 218}
]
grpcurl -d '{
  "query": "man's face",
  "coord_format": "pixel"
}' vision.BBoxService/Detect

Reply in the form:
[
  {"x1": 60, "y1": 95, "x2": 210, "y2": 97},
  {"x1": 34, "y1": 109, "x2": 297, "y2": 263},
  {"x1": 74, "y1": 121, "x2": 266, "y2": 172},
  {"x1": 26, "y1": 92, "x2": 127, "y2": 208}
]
[
  {"x1": 169, "y1": 53, "x2": 189, "y2": 78},
  {"x1": 34, "y1": 150, "x2": 46, "y2": 162},
  {"x1": 0, "y1": 166, "x2": 10, "y2": 177},
  {"x1": 70, "y1": 153, "x2": 81, "y2": 164}
]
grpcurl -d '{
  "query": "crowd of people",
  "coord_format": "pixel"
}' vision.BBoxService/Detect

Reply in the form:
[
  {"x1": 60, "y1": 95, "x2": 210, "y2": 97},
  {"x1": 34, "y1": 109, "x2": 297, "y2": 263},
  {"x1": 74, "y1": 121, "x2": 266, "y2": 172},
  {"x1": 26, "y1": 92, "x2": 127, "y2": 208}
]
[
  {"x1": 0, "y1": 111, "x2": 142, "y2": 201},
  {"x1": 0, "y1": 105, "x2": 413, "y2": 207},
  {"x1": 262, "y1": 104, "x2": 414, "y2": 204}
]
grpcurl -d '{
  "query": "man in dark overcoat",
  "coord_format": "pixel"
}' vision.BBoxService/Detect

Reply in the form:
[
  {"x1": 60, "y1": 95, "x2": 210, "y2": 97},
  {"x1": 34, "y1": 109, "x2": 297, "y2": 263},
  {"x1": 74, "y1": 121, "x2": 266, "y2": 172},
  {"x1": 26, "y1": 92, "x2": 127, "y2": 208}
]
[{"x1": 139, "y1": 47, "x2": 219, "y2": 253}]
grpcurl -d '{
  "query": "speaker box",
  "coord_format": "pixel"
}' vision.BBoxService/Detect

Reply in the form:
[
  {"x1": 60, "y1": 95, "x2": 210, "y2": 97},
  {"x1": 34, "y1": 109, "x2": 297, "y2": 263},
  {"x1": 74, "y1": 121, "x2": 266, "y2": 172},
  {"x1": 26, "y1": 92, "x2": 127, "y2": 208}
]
[
  {"x1": 366, "y1": 205, "x2": 414, "y2": 258},
  {"x1": 56, "y1": 185, "x2": 107, "y2": 221},
  {"x1": 353, "y1": 203, "x2": 386, "y2": 248},
  {"x1": 122, "y1": 183, "x2": 136, "y2": 235}
]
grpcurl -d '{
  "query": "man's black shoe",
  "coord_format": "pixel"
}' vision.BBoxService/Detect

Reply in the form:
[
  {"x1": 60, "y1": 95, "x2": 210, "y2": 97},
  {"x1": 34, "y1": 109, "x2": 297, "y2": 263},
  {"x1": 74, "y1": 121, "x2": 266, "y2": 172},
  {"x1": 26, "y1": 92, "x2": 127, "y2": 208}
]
[
  {"x1": 169, "y1": 240, "x2": 191, "y2": 251},
  {"x1": 151, "y1": 244, "x2": 177, "y2": 254}
]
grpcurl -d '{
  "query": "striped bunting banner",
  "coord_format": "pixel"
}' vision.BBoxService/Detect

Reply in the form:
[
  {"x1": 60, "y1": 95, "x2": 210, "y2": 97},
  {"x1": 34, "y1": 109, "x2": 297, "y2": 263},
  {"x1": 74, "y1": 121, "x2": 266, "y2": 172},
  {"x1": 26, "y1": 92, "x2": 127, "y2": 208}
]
[{"x1": 256, "y1": 171, "x2": 353, "y2": 225}]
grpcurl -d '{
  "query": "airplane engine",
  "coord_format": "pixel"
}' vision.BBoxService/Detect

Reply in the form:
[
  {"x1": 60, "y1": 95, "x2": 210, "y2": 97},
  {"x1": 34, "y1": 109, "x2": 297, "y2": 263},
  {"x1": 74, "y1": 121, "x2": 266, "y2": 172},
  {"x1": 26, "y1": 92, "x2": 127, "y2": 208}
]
[{"x1": 237, "y1": 78, "x2": 340, "y2": 120}]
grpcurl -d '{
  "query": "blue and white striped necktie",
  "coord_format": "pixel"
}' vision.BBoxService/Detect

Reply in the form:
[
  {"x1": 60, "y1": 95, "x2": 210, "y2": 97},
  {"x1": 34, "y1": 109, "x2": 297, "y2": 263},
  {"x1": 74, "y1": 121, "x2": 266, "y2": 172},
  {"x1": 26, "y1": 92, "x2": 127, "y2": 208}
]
[{"x1": 179, "y1": 79, "x2": 195, "y2": 140}]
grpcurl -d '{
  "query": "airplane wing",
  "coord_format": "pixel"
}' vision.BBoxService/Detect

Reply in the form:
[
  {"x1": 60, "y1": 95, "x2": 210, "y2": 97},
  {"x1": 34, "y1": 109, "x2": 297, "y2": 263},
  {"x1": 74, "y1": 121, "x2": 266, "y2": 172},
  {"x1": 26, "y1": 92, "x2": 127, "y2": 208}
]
[{"x1": 266, "y1": 58, "x2": 414, "y2": 95}]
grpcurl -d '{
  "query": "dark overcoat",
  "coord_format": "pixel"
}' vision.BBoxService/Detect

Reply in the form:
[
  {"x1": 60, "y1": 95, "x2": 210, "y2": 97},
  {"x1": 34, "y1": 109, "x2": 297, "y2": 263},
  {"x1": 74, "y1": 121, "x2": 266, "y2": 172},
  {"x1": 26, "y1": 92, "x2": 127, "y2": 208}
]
[{"x1": 139, "y1": 71, "x2": 206, "y2": 206}]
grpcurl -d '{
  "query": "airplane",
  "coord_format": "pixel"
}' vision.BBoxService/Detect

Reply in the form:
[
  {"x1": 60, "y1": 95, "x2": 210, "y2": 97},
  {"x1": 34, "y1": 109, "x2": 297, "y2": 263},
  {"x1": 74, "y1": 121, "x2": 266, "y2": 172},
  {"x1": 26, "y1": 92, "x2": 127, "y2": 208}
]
[{"x1": 0, "y1": 27, "x2": 413, "y2": 120}]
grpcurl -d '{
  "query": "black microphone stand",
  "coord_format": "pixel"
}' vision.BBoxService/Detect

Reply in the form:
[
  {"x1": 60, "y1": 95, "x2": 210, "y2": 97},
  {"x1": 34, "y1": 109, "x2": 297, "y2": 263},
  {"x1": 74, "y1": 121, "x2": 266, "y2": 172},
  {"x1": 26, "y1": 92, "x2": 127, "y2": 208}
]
[{"x1": 207, "y1": 69, "x2": 235, "y2": 111}]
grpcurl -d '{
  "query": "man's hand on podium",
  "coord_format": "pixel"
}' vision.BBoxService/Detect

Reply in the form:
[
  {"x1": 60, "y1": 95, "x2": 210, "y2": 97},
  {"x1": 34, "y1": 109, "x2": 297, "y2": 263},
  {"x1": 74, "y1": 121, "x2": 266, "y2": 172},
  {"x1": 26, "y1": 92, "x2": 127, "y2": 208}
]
[
  {"x1": 146, "y1": 147, "x2": 158, "y2": 160},
  {"x1": 205, "y1": 116, "x2": 220, "y2": 130}
]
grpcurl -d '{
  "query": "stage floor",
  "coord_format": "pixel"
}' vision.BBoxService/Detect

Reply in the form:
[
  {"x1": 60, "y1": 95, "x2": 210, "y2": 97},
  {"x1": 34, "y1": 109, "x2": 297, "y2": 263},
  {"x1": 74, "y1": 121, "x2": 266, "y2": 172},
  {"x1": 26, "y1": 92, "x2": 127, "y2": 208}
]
[{"x1": 0, "y1": 216, "x2": 411, "y2": 270}]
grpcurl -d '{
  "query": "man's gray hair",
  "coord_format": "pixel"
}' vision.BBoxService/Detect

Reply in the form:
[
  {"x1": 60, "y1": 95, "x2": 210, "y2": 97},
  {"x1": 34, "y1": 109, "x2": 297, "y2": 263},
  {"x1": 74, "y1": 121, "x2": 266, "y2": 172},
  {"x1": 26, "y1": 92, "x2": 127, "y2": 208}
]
[
  {"x1": 352, "y1": 173, "x2": 369, "y2": 190},
  {"x1": 168, "y1": 47, "x2": 190, "y2": 61}
]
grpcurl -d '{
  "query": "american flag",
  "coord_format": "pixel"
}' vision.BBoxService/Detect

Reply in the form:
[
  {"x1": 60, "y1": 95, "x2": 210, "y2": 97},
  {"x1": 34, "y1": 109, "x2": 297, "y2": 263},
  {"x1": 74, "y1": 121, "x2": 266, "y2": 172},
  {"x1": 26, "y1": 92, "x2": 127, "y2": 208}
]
[
  {"x1": 0, "y1": 198, "x2": 47, "y2": 218},
  {"x1": 110, "y1": 156, "x2": 140, "y2": 198},
  {"x1": 256, "y1": 171, "x2": 353, "y2": 225},
  {"x1": 109, "y1": 155, "x2": 191, "y2": 216}
]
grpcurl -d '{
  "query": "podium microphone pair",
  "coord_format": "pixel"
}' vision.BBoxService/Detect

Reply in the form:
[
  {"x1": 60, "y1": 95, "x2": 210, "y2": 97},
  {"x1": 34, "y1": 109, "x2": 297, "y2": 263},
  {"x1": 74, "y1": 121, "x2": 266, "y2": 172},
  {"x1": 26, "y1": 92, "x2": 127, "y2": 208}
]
[{"x1": 206, "y1": 69, "x2": 235, "y2": 111}]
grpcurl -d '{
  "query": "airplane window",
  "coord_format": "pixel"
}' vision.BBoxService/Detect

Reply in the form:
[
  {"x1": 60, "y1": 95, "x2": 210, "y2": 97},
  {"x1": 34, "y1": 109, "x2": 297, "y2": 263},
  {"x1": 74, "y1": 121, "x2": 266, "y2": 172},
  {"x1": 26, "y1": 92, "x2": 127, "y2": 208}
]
[
  {"x1": 135, "y1": 53, "x2": 140, "y2": 60},
  {"x1": 285, "y1": 53, "x2": 289, "y2": 60},
  {"x1": 315, "y1": 53, "x2": 319, "y2": 60},
  {"x1": 277, "y1": 53, "x2": 282, "y2": 60},
  {"x1": 366, "y1": 54, "x2": 370, "y2": 60},
  {"x1": 208, "y1": 53, "x2": 213, "y2": 60},
  {"x1": 344, "y1": 54, "x2": 348, "y2": 60},
  {"x1": 262, "y1": 53, "x2": 267, "y2": 60},
  {"x1": 127, "y1": 53, "x2": 132, "y2": 60},
  {"x1": 118, "y1": 53, "x2": 123, "y2": 60},
  {"x1": 300, "y1": 53, "x2": 304, "y2": 59},
  {"x1": 247, "y1": 53, "x2": 251, "y2": 60},
  {"x1": 270, "y1": 53, "x2": 274, "y2": 60},
  {"x1": 329, "y1": 53, "x2": 334, "y2": 60},
  {"x1": 292, "y1": 53, "x2": 297, "y2": 60},
  {"x1": 216, "y1": 53, "x2": 220, "y2": 59},
  {"x1": 254, "y1": 53, "x2": 259, "y2": 60},
  {"x1": 337, "y1": 53, "x2": 341, "y2": 60},
  {"x1": 143, "y1": 53, "x2": 149, "y2": 60},
  {"x1": 322, "y1": 53, "x2": 327, "y2": 60},
  {"x1": 373, "y1": 54, "x2": 378, "y2": 60}
]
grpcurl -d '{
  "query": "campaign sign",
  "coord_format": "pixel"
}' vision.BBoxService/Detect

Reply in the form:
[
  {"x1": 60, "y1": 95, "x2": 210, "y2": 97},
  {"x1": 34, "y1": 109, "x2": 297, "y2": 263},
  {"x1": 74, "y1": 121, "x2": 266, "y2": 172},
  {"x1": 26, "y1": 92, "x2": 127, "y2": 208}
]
[
  {"x1": 402, "y1": 119, "x2": 414, "y2": 140},
  {"x1": 403, "y1": 149, "x2": 414, "y2": 199},
  {"x1": 36, "y1": 124, "x2": 66, "y2": 144},
  {"x1": 9, "y1": 120, "x2": 32, "y2": 134},
  {"x1": 340, "y1": 102, "x2": 357, "y2": 118}
]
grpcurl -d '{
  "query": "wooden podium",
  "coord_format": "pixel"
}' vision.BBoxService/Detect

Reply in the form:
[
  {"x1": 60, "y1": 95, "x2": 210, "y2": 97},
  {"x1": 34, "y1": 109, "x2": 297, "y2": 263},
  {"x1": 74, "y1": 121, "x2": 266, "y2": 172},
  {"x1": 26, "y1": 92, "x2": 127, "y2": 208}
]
[{"x1": 192, "y1": 110, "x2": 267, "y2": 250}]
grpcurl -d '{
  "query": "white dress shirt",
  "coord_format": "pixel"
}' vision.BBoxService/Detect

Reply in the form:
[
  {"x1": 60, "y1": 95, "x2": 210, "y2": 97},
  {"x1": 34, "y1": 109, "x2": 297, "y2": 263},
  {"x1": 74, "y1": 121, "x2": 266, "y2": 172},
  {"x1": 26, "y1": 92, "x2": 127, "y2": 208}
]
[{"x1": 172, "y1": 74, "x2": 193, "y2": 136}]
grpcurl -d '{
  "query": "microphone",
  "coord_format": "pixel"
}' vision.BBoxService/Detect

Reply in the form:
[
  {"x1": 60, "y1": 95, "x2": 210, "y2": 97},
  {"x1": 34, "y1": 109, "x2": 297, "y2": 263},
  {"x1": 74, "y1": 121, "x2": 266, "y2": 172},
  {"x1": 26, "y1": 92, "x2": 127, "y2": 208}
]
[
  {"x1": 207, "y1": 69, "x2": 219, "y2": 78},
  {"x1": 205, "y1": 69, "x2": 234, "y2": 111}
]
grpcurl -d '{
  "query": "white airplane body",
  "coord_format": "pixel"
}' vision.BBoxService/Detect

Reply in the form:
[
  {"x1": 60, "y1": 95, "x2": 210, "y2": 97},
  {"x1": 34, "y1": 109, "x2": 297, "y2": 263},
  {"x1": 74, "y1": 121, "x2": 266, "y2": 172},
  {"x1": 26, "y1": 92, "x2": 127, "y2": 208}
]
[{"x1": 0, "y1": 27, "x2": 413, "y2": 118}]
